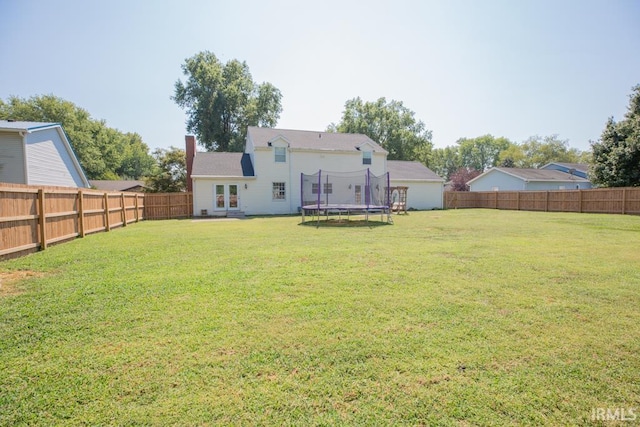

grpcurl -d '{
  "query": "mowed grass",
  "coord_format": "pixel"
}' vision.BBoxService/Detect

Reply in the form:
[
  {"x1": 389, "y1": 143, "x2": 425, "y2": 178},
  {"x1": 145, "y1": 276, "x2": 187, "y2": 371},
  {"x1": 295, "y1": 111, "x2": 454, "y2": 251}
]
[{"x1": 1, "y1": 210, "x2": 639, "y2": 425}]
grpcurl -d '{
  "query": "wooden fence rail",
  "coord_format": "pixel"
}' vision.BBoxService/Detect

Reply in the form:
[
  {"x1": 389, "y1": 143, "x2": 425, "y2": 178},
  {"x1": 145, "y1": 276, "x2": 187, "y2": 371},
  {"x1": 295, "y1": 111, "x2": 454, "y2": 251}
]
[
  {"x1": 444, "y1": 188, "x2": 640, "y2": 215},
  {"x1": 1, "y1": 184, "x2": 145, "y2": 259}
]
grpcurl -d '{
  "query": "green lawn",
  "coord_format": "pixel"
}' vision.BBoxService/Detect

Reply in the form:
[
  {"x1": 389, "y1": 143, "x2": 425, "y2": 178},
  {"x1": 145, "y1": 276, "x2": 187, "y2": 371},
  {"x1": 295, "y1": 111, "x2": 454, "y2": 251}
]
[{"x1": 1, "y1": 210, "x2": 639, "y2": 425}]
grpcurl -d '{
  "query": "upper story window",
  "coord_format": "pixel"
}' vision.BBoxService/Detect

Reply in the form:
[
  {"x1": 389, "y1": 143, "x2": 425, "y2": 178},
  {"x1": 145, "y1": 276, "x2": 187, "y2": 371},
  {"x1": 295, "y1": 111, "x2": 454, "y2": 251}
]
[
  {"x1": 362, "y1": 151, "x2": 372, "y2": 165},
  {"x1": 275, "y1": 147, "x2": 286, "y2": 163}
]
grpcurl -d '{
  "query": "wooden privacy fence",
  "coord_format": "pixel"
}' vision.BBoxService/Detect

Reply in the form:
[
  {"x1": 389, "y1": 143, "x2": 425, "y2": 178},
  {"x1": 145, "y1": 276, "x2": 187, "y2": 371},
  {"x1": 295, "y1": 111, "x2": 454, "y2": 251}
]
[
  {"x1": 144, "y1": 192, "x2": 193, "y2": 220},
  {"x1": 1, "y1": 184, "x2": 144, "y2": 259},
  {"x1": 445, "y1": 187, "x2": 640, "y2": 215}
]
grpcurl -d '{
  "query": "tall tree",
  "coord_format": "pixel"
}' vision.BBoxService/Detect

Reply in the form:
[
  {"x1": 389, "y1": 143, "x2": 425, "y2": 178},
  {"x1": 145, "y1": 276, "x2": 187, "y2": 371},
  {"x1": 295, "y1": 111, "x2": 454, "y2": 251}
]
[
  {"x1": 328, "y1": 97, "x2": 433, "y2": 162},
  {"x1": 173, "y1": 51, "x2": 283, "y2": 152},
  {"x1": 591, "y1": 85, "x2": 640, "y2": 187},
  {"x1": 0, "y1": 94, "x2": 154, "y2": 180},
  {"x1": 430, "y1": 146, "x2": 462, "y2": 181},
  {"x1": 456, "y1": 135, "x2": 513, "y2": 171},
  {"x1": 498, "y1": 135, "x2": 587, "y2": 169},
  {"x1": 145, "y1": 147, "x2": 187, "y2": 192}
]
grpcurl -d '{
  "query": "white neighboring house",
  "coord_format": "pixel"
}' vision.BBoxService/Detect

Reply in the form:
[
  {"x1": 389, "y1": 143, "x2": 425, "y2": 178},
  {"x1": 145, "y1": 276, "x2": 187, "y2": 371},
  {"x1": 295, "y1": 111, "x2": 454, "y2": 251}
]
[
  {"x1": 188, "y1": 127, "x2": 444, "y2": 216},
  {"x1": 387, "y1": 160, "x2": 444, "y2": 210},
  {"x1": 0, "y1": 121, "x2": 90, "y2": 188},
  {"x1": 467, "y1": 167, "x2": 592, "y2": 192}
]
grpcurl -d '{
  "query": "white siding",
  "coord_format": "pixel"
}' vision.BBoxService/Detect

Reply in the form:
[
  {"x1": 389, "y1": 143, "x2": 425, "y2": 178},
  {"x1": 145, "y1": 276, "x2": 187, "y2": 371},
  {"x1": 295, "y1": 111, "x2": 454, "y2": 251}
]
[
  {"x1": 25, "y1": 128, "x2": 87, "y2": 187},
  {"x1": 391, "y1": 180, "x2": 443, "y2": 210},
  {"x1": 0, "y1": 131, "x2": 26, "y2": 183}
]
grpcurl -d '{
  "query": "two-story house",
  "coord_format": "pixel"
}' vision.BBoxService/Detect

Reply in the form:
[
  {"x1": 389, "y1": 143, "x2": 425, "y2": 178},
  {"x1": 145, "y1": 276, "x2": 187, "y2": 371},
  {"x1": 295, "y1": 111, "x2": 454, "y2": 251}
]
[{"x1": 187, "y1": 127, "x2": 444, "y2": 216}]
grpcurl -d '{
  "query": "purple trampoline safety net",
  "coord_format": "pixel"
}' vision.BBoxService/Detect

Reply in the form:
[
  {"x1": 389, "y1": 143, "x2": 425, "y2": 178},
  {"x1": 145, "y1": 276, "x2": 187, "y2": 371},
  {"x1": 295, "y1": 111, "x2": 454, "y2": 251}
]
[{"x1": 300, "y1": 169, "x2": 392, "y2": 223}]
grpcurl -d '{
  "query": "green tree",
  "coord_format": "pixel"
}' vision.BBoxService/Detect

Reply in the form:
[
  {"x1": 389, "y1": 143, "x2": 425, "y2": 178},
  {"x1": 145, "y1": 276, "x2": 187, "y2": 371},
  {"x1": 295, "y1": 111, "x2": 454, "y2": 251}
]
[
  {"x1": 328, "y1": 97, "x2": 433, "y2": 162},
  {"x1": 457, "y1": 135, "x2": 513, "y2": 171},
  {"x1": 0, "y1": 94, "x2": 154, "y2": 180},
  {"x1": 173, "y1": 51, "x2": 283, "y2": 152},
  {"x1": 591, "y1": 85, "x2": 640, "y2": 187},
  {"x1": 430, "y1": 146, "x2": 461, "y2": 181},
  {"x1": 145, "y1": 147, "x2": 187, "y2": 192},
  {"x1": 497, "y1": 135, "x2": 586, "y2": 169}
]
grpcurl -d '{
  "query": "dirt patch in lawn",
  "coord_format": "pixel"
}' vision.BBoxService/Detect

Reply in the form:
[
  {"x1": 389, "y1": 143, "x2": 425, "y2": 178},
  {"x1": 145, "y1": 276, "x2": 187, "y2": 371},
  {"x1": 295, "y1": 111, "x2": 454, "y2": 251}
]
[{"x1": 0, "y1": 270, "x2": 42, "y2": 297}]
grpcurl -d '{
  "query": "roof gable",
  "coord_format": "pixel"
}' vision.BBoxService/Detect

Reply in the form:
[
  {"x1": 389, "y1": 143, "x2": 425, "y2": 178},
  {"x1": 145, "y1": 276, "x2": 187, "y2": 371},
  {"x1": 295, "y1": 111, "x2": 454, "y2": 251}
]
[
  {"x1": 0, "y1": 121, "x2": 59, "y2": 132},
  {"x1": 247, "y1": 127, "x2": 387, "y2": 153}
]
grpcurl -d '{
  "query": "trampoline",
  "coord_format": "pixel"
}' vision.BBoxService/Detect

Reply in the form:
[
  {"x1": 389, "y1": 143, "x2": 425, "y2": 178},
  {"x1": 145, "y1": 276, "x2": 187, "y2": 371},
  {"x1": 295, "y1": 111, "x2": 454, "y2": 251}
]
[{"x1": 300, "y1": 169, "x2": 392, "y2": 226}]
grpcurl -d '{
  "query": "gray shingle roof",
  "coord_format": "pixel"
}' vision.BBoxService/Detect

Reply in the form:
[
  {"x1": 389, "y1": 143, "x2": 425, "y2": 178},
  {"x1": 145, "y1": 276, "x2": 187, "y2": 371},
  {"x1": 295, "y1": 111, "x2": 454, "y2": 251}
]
[
  {"x1": 0, "y1": 121, "x2": 59, "y2": 132},
  {"x1": 387, "y1": 160, "x2": 444, "y2": 181},
  {"x1": 191, "y1": 152, "x2": 254, "y2": 177},
  {"x1": 491, "y1": 167, "x2": 590, "y2": 182},
  {"x1": 247, "y1": 127, "x2": 387, "y2": 153}
]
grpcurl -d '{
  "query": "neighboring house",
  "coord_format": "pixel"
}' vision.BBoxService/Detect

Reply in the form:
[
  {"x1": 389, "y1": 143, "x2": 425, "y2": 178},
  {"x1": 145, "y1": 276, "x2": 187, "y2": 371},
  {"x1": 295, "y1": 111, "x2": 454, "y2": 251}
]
[
  {"x1": 540, "y1": 162, "x2": 589, "y2": 179},
  {"x1": 386, "y1": 160, "x2": 444, "y2": 210},
  {"x1": 187, "y1": 127, "x2": 444, "y2": 216},
  {"x1": 467, "y1": 167, "x2": 592, "y2": 192},
  {"x1": 90, "y1": 180, "x2": 147, "y2": 192},
  {"x1": 0, "y1": 121, "x2": 89, "y2": 188}
]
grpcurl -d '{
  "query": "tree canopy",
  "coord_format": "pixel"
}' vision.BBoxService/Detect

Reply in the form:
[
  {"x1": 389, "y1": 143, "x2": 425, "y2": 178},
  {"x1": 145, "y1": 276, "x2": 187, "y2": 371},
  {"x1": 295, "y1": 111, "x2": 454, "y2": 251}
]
[
  {"x1": 498, "y1": 135, "x2": 586, "y2": 169},
  {"x1": 328, "y1": 97, "x2": 433, "y2": 162},
  {"x1": 0, "y1": 95, "x2": 154, "y2": 180},
  {"x1": 144, "y1": 147, "x2": 187, "y2": 193},
  {"x1": 173, "y1": 51, "x2": 283, "y2": 152},
  {"x1": 456, "y1": 135, "x2": 513, "y2": 172},
  {"x1": 590, "y1": 85, "x2": 640, "y2": 187}
]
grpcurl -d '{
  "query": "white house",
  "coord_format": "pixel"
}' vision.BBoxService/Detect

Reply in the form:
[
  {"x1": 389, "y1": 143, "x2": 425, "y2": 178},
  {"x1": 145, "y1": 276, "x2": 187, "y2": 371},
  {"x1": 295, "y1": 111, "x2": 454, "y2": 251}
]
[
  {"x1": 387, "y1": 160, "x2": 444, "y2": 210},
  {"x1": 188, "y1": 127, "x2": 444, "y2": 216},
  {"x1": 467, "y1": 167, "x2": 592, "y2": 192},
  {"x1": 0, "y1": 121, "x2": 90, "y2": 188}
]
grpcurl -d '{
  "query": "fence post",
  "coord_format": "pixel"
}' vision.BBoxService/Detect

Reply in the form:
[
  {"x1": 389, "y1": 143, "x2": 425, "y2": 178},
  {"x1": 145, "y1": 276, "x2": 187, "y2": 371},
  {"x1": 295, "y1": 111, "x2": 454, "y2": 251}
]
[
  {"x1": 104, "y1": 193, "x2": 111, "y2": 231},
  {"x1": 578, "y1": 190, "x2": 582, "y2": 213},
  {"x1": 121, "y1": 192, "x2": 127, "y2": 226},
  {"x1": 494, "y1": 191, "x2": 498, "y2": 209},
  {"x1": 38, "y1": 189, "x2": 47, "y2": 250},
  {"x1": 622, "y1": 188, "x2": 626, "y2": 215},
  {"x1": 516, "y1": 191, "x2": 520, "y2": 211},
  {"x1": 134, "y1": 194, "x2": 139, "y2": 222},
  {"x1": 545, "y1": 191, "x2": 549, "y2": 212},
  {"x1": 78, "y1": 190, "x2": 85, "y2": 238}
]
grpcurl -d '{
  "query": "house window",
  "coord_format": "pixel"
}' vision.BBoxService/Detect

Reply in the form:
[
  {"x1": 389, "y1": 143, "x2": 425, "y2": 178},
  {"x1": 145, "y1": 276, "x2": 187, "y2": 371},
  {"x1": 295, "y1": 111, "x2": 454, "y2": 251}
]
[
  {"x1": 355, "y1": 185, "x2": 362, "y2": 204},
  {"x1": 272, "y1": 182, "x2": 286, "y2": 200},
  {"x1": 362, "y1": 151, "x2": 372, "y2": 165},
  {"x1": 323, "y1": 183, "x2": 333, "y2": 194},
  {"x1": 312, "y1": 183, "x2": 319, "y2": 194},
  {"x1": 275, "y1": 147, "x2": 286, "y2": 163}
]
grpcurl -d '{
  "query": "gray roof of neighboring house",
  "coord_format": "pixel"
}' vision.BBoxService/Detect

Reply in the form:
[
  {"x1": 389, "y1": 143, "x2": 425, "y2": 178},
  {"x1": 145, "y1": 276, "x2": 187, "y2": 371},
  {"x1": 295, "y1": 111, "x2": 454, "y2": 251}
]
[
  {"x1": 90, "y1": 180, "x2": 146, "y2": 191},
  {"x1": 0, "y1": 121, "x2": 60, "y2": 132},
  {"x1": 387, "y1": 160, "x2": 444, "y2": 181},
  {"x1": 191, "y1": 152, "x2": 254, "y2": 177},
  {"x1": 247, "y1": 126, "x2": 387, "y2": 153},
  {"x1": 469, "y1": 167, "x2": 590, "y2": 184}
]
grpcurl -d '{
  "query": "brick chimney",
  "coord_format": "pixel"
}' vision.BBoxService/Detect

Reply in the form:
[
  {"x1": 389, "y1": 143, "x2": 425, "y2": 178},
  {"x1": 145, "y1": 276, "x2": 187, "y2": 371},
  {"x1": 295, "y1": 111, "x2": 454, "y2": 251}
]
[{"x1": 185, "y1": 135, "x2": 196, "y2": 192}]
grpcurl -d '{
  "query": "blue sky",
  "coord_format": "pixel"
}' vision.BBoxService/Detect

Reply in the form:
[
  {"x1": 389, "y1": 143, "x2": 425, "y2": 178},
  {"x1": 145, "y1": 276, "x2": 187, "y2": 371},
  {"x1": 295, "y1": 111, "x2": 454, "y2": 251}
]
[{"x1": 1, "y1": 0, "x2": 639, "y2": 153}]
